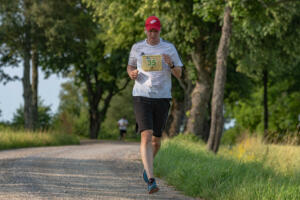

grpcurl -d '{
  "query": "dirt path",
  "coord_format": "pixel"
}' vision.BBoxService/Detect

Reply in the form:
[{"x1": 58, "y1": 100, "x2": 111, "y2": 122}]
[{"x1": 0, "y1": 141, "x2": 199, "y2": 200}]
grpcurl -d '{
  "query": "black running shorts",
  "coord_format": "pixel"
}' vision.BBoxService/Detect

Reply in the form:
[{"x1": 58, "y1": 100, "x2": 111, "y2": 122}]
[
  {"x1": 133, "y1": 96, "x2": 170, "y2": 137},
  {"x1": 120, "y1": 130, "x2": 126, "y2": 137}
]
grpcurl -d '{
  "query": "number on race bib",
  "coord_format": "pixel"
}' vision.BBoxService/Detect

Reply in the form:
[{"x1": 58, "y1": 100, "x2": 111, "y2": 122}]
[{"x1": 142, "y1": 55, "x2": 162, "y2": 71}]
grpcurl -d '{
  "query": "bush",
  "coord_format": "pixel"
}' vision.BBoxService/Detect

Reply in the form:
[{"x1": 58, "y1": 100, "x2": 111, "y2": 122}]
[{"x1": 11, "y1": 99, "x2": 53, "y2": 130}]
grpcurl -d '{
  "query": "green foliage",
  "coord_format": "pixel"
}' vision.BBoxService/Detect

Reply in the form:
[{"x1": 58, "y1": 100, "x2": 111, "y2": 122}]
[
  {"x1": 2, "y1": 0, "x2": 299, "y2": 144},
  {"x1": 35, "y1": 0, "x2": 131, "y2": 138},
  {"x1": 221, "y1": 125, "x2": 243, "y2": 145},
  {"x1": 155, "y1": 135, "x2": 300, "y2": 199},
  {"x1": 83, "y1": 0, "x2": 221, "y2": 69},
  {"x1": 268, "y1": 83, "x2": 300, "y2": 133},
  {"x1": 227, "y1": 82, "x2": 300, "y2": 140},
  {"x1": 224, "y1": 58, "x2": 255, "y2": 105},
  {"x1": 100, "y1": 82, "x2": 138, "y2": 140},
  {"x1": 58, "y1": 79, "x2": 86, "y2": 117},
  {"x1": 83, "y1": 0, "x2": 145, "y2": 54},
  {"x1": 12, "y1": 99, "x2": 53, "y2": 130},
  {"x1": 230, "y1": 0, "x2": 300, "y2": 78},
  {"x1": 52, "y1": 107, "x2": 89, "y2": 138},
  {"x1": 0, "y1": 0, "x2": 47, "y2": 82},
  {"x1": 53, "y1": 79, "x2": 89, "y2": 137},
  {"x1": 222, "y1": 0, "x2": 300, "y2": 142},
  {"x1": 194, "y1": 0, "x2": 224, "y2": 22},
  {"x1": 72, "y1": 109, "x2": 89, "y2": 137},
  {"x1": 233, "y1": 93, "x2": 263, "y2": 133}
]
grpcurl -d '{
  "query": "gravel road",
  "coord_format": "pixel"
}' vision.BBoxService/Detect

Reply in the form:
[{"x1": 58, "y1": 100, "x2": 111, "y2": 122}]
[{"x1": 0, "y1": 140, "x2": 199, "y2": 200}]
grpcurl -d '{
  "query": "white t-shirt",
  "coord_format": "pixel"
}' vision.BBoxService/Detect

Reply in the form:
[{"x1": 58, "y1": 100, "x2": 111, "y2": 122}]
[
  {"x1": 118, "y1": 118, "x2": 128, "y2": 130},
  {"x1": 128, "y1": 38, "x2": 183, "y2": 98}
]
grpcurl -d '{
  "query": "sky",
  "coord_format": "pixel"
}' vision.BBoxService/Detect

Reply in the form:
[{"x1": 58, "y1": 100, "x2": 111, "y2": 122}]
[{"x1": 0, "y1": 67, "x2": 67, "y2": 122}]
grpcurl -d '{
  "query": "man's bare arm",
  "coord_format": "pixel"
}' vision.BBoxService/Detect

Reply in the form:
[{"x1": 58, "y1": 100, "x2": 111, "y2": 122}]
[
  {"x1": 171, "y1": 67, "x2": 182, "y2": 79},
  {"x1": 162, "y1": 54, "x2": 182, "y2": 79}
]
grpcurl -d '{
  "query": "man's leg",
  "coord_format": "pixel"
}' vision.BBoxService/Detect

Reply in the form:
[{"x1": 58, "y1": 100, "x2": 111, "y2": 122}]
[
  {"x1": 152, "y1": 136, "x2": 161, "y2": 157},
  {"x1": 123, "y1": 130, "x2": 126, "y2": 140},
  {"x1": 119, "y1": 130, "x2": 122, "y2": 140},
  {"x1": 140, "y1": 129, "x2": 154, "y2": 179}
]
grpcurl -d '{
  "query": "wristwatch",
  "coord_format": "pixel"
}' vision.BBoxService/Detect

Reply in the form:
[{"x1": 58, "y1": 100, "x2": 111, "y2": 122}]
[{"x1": 170, "y1": 63, "x2": 175, "y2": 69}]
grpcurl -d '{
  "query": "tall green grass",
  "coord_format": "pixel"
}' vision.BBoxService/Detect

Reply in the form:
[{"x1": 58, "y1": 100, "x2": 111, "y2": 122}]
[
  {"x1": 154, "y1": 134, "x2": 300, "y2": 200},
  {"x1": 0, "y1": 128, "x2": 80, "y2": 150}
]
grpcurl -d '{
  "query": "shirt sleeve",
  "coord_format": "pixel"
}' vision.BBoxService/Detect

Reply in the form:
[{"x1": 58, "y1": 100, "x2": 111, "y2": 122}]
[
  {"x1": 128, "y1": 44, "x2": 137, "y2": 67},
  {"x1": 171, "y1": 45, "x2": 183, "y2": 67}
]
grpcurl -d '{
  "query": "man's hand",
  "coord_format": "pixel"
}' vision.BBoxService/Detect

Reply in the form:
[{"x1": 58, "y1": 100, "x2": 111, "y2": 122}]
[
  {"x1": 162, "y1": 54, "x2": 182, "y2": 79},
  {"x1": 127, "y1": 65, "x2": 139, "y2": 80},
  {"x1": 130, "y1": 69, "x2": 139, "y2": 80},
  {"x1": 162, "y1": 54, "x2": 173, "y2": 68}
]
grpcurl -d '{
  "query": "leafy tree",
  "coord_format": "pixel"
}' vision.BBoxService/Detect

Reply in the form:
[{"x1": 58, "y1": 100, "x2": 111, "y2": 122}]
[
  {"x1": 53, "y1": 78, "x2": 89, "y2": 137},
  {"x1": 195, "y1": 0, "x2": 300, "y2": 147},
  {"x1": 12, "y1": 99, "x2": 52, "y2": 130},
  {"x1": 37, "y1": 1, "x2": 129, "y2": 139},
  {"x1": 0, "y1": 0, "x2": 51, "y2": 130},
  {"x1": 229, "y1": 0, "x2": 300, "y2": 137}
]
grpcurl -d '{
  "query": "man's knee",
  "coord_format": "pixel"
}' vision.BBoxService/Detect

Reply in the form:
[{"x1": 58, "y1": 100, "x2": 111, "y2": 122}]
[
  {"x1": 141, "y1": 130, "x2": 153, "y2": 144},
  {"x1": 152, "y1": 137, "x2": 161, "y2": 149}
]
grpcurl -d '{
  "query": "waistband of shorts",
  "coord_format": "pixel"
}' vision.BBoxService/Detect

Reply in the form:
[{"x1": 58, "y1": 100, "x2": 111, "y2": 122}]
[{"x1": 133, "y1": 96, "x2": 171, "y2": 102}]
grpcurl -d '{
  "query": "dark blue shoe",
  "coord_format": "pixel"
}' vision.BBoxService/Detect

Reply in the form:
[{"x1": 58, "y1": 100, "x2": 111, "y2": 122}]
[
  {"x1": 148, "y1": 178, "x2": 159, "y2": 194},
  {"x1": 143, "y1": 169, "x2": 149, "y2": 183}
]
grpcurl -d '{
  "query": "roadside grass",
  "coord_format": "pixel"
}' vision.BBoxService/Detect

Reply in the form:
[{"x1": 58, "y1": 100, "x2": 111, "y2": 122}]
[
  {"x1": 154, "y1": 134, "x2": 300, "y2": 200},
  {"x1": 0, "y1": 128, "x2": 80, "y2": 150}
]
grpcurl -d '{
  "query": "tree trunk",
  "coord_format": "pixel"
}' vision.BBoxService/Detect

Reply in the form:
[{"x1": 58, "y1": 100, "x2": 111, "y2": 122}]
[
  {"x1": 23, "y1": 50, "x2": 33, "y2": 130},
  {"x1": 89, "y1": 108, "x2": 101, "y2": 139},
  {"x1": 84, "y1": 69, "x2": 129, "y2": 139},
  {"x1": 162, "y1": 104, "x2": 174, "y2": 138},
  {"x1": 207, "y1": 6, "x2": 232, "y2": 153},
  {"x1": 22, "y1": 12, "x2": 33, "y2": 130},
  {"x1": 168, "y1": 99, "x2": 185, "y2": 137},
  {"x1": 88, "y1": 90, "x2": 115, "y2": 139},
  {"x1": 164, "y1": 68, "x2": 193, "y2": 138},
  {"x1": 263, "y1": 69, "x2": 268, "y2": 138},
  {"x1": 185, "y1": 51, "x2": 212, "y2": 138},
  {"x1": 32, "y1": 47, "x2": 39, "y2": 130},
  {"x1": 181, "y1": 74, "x2": 193, "y2": 134}
]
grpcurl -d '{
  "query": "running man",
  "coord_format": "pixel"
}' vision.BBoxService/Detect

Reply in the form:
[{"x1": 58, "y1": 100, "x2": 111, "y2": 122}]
[
  {"x1": 118, "y1": 117, "x2": 128, "y2": 140},
  {"x1": 127, "y1": 16, "x2": 183, "y2": 194}
]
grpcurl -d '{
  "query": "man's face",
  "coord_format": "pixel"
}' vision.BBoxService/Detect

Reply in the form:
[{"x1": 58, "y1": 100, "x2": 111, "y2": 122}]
[{"x1": 145, "y1": 28, "x2": 160, "y2": 43}]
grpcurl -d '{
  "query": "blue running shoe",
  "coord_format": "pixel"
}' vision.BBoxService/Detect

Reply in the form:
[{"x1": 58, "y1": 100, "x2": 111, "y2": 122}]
[
  {"x1": 143, "y1": 169, "x2": 149, "y2": 183},
  {"x1": 148, "y1": 178, "x2": 159, "y2": 194}
]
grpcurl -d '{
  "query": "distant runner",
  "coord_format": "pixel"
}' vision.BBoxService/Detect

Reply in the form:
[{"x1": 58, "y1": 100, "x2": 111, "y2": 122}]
[
  {"x1": 127, "y1": 16, "x2": 183, "y2": 194},
  {"x1": 118, "y1": 117, "x2": 128, "y2": 140}
]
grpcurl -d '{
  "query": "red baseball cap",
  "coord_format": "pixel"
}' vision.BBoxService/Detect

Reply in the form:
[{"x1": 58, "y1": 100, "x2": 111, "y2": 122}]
[{"x1": 145, "y1": 16, "x2": 161, "y2": 31}]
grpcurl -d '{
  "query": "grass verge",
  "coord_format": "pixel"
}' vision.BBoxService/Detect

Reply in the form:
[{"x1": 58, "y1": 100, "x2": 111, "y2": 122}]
[
  {"x1": 154, "y1": 134, "x2": 300, "y2": 200},
  {"x1": 0, "y1": 129, "x2": 80, "y2": 150}
]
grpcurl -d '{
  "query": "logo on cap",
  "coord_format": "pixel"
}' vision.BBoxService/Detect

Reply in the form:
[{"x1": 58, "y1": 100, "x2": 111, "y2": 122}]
[{"x1": 150, "y1": 20, "x2": 157, "y2": 24}]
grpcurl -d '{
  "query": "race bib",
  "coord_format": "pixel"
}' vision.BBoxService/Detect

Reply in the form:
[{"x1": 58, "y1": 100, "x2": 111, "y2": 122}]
[{"x1": 142, "y1": 55, "x2": 162, "y2": 71}]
